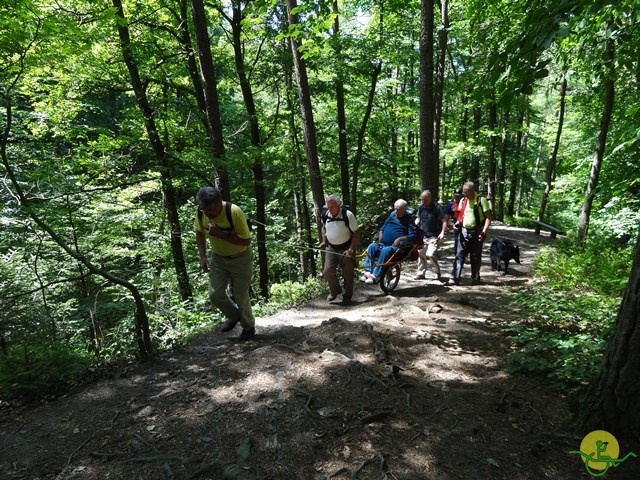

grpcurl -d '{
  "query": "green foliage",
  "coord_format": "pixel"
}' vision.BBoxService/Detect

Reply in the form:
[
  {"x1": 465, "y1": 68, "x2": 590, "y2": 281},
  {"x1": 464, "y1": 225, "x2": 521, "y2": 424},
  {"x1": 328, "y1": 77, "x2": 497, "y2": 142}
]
[
  {"x1": 0, "y1": 343, "x2": 90, "y2": 400},
  {"x1": 503, "y1": 286, "x2": 617, "y2": 389},
  {"x1": 1, "y1": 0, "x2": 638, "y2": 404},
  {"x1": 503, "y1": 235, "x2": 632, "y2": 389},
  {"x1": 533, "y1": 236, "x2": 633, "y2": 297},
  {"x1": 264, "y1": 278, "x2": 324, "y2": 313}
]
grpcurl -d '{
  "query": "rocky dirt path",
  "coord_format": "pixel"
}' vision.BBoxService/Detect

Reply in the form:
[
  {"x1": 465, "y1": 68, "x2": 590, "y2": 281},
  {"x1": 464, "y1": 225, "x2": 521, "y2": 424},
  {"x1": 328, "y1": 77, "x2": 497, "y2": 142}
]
[{"x1": 2, "y1": 224, "x2": 637, "y2": 479}]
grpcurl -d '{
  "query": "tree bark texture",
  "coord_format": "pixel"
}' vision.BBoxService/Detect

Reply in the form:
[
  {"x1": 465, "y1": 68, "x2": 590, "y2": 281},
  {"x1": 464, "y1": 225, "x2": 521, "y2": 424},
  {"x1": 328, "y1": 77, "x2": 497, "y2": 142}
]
[
  {"x1": 229, "y1": 1, "x2": 269, "y2": 298},
  {"x1": 419, "y1": 0, "x2": 437, "y2": 197},
  {"x1": 332, "y1": 1, "x2": 351, "y2": 208},
  {"x1": 286, "y1": 0, "x2": 325, "y2": 237},
  {"x1": 112, "y1": 0, "x2": 193, "y2": 304},
  {"x1": 578, "y1": 29, "x2": 615, "y2": 244},
  {"x1": 190, "y1": 0, "x2": 230, "y2": 198},
  {"x1": 537, "y1": 76, "x2": 566, "y2": 228},
  {"x1": 351, "y1": 61, "x2": 382, "y2": 215},
  {"x1": 497, "y1": 109, "x2": 509, "y2": 220},
  {"x1": 507, "y1": 110, "x2": 524, "y2": 217},
  {"x1": 434, "y1": 0, "x2": 449, "y2": 200},
  {"x1": 576, "y1": 231, "x2": 640, "y2": 436},
  {"x1": 487, "y1": 101, "x2": 497, "y2": 198}
]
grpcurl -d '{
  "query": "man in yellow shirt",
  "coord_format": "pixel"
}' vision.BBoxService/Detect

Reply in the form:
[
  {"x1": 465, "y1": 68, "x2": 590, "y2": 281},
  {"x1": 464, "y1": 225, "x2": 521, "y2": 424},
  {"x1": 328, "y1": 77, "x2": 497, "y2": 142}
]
[
  {"x1": 447, "y1": 182, "x2": 492, "y2": 286},
  {"x1": 195, "y1": 187, "x2": 255, "y2": 340}
]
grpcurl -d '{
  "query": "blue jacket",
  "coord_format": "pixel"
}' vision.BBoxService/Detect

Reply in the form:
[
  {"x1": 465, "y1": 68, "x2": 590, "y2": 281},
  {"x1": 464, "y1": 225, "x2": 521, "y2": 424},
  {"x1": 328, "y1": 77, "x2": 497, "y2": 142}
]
[{"x1": 380, "y1": 212, "x2": 416, "y2": 246}]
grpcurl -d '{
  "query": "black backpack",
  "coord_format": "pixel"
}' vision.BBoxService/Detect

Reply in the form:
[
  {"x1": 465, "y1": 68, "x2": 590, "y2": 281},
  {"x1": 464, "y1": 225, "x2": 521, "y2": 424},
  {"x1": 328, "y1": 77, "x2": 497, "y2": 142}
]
[{"x1": 321, "y1": 205, "x2": 353, "y2": 233}]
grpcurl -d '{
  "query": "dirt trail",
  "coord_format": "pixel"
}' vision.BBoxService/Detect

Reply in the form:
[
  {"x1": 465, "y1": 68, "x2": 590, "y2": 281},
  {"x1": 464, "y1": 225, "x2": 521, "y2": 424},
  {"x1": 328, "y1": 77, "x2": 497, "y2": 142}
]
[{"x1": 2, "y1": 224, "x2": 638, "y2": 479}]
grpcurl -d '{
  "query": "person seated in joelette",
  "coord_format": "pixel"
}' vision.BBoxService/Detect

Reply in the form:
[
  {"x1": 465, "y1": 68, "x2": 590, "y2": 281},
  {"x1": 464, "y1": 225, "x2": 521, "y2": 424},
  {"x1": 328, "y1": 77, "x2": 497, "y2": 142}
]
[{"x1": 361, "y1": 199, "x2": 416, "y2": 284}]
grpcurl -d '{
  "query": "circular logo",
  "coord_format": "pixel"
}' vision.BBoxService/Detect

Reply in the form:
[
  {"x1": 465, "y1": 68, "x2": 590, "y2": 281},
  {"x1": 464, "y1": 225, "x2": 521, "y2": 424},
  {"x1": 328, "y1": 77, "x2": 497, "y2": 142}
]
[{"x1": 579, "y1": 430, "x2": 620, "y2": 472}]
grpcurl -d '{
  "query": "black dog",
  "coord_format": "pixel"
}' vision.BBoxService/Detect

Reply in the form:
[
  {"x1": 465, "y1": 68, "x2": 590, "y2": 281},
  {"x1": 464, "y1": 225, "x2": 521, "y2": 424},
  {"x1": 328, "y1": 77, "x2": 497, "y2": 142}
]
[{"x1": 490, "y1": 238, "x2": 520, "y2": 275}]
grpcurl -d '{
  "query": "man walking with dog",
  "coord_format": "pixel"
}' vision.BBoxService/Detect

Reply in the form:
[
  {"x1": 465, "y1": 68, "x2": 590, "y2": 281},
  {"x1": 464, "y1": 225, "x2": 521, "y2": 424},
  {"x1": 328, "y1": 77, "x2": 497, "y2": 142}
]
[
  {"x1": 414, "y1": 190, "x2": 447, "y2": 280},
  {"x1": 447, "y1": 181, "x2": 492, "y2": 286}
]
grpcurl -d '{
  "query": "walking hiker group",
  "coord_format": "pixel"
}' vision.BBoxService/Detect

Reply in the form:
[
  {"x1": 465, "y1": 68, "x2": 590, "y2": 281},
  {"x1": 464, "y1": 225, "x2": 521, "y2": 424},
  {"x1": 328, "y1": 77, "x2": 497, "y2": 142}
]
[{"x1": 194, "y1": 181, "x2": 493, "y2": 341}]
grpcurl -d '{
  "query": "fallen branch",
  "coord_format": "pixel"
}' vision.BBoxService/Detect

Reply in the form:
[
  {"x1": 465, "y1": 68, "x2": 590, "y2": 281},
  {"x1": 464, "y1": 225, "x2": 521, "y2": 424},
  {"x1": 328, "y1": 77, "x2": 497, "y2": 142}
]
[
  {"x1": 365, "y1": 323, "x2": 388, "y2": 363},
  {"x1": 110, "y1": 409, "x2": 120, "y2": 429},
  {"x1": 55, "y1": 432, "x2": 98, "y2": 480},
  {"x1": 291, "y1": 387, "x2": 313, "y2": 413},
  {"x1": 360, "y1": 365, "x2": 388, "y2": 391},
  {"x1": 272, "y1": 343, "x2": 305, "y2": 355}
]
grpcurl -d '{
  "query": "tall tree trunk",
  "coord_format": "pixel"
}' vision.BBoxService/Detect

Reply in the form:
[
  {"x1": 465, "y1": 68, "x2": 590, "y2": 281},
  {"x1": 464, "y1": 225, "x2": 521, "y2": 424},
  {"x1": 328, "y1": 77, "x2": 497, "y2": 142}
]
[
  {"x1": 507, "y1": 110, "x2": 524, "y2": 217},
  {"x1": 497, "y1": 109, "x2": 509, "y2": 220},
  {"x1": 332, "y1": 0, "x2": 350, "y2": 207},
  {"x1": 487, "y1": 101, "x2": 498, "y2": 198},
  {"x1": 419, "y1": 0, "x2": 437, "y2": 196},
  {"x1": 351, "y1": 61, "x2": 382, "y2": 215},
  {"x1": 578, "y1": 30, "x2": 615, "y2": 244},
  {"x1": 537, "y1": 76, "x2": 567, "y2": 230},
  {"x1": 434, "y1": 0, "x2": 449, "y2": 200},
  {"x1": 175, "y1": 0, "x2": 221, "y2": 186},
  {"x1": 575, "y1": 230, "x2": 640, "y2": 435},
  {"x1": 285, "y1": 62, "x2": 316, "y2": 276},
  {"x1": 286, "y1": 0, "x2": 325, "y2": 237},
  {"x1": 112, "y1": 0, "x2": 192, "y2": 303},
  {"x1": 527, "y1": 133, "x2": 543, "y2": 208},
  {"x1": 516, "y1": 110, "x2": 530, "y2": 216},
  {"x1": 190, "y1": 0, "x2": 230, "y2": 198},
  {"x1": 471, "y1": 105, "x2": 481, "y2": 183},
  {"x1": 227, "y1": 1, "x2": 269, "y2": 299},
  {"x1": 1, "y1": 93, "x2": 154, "y2": 360}
]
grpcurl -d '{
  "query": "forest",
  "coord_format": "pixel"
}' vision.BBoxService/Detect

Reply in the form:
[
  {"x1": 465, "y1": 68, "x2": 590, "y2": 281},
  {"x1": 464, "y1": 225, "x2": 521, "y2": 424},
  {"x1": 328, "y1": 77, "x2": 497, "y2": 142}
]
[{"x1": 1, "y1": 0, "x2": 640, "y2": 436}]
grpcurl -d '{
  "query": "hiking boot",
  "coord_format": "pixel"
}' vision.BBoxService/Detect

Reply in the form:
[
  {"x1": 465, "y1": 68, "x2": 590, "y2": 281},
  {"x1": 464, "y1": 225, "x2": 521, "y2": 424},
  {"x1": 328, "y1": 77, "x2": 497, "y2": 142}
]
[
  {"x1": 471, "y1": 276, "x2": 481, "y2": 285},
  {"x1": 327, "y1": 293, "x2": 339, "y2": 302},
  {"x1": 445, "y1": 278, "x2": 459, "y2": 286},
  {"x1": 238, "y1": 327, "x2": 256, "y2": 341},
  {"x1": 340, "y1": 296, "x2": 353, "y2": 306},
  {"x1": 220, "y1": 318, "x2": 239, "y2": 333}
]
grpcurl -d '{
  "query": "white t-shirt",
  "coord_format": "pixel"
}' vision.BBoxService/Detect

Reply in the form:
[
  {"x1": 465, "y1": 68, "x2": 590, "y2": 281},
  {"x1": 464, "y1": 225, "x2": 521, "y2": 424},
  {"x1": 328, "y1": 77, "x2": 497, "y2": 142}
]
[{"x1": 325, "y1": 208, "x2": 359, "y2": 246}]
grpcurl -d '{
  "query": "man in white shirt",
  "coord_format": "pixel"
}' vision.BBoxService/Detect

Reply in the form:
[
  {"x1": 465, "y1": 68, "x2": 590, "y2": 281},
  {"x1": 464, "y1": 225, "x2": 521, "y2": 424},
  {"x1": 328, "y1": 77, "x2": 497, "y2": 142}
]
[{"x1": 320, "y1": 194, "x2": 361, "y2": 305}]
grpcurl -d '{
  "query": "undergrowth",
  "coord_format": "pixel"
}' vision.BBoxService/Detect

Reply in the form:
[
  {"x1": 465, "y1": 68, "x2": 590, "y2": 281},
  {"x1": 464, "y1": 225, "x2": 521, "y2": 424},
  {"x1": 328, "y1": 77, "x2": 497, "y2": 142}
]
[
  {"x1": 502, "y1": 235, "x2": 632, "y2": 390},
  {"x1": 0, "y1": 278, "x2": 324, "y2": 402}
]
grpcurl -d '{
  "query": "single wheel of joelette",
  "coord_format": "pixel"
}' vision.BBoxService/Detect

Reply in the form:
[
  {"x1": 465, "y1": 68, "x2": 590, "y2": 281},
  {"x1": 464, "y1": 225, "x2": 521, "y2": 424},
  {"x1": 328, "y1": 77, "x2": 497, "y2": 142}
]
[{"x1": 379, "y1": 264, "x2": 401, "y2": 294}]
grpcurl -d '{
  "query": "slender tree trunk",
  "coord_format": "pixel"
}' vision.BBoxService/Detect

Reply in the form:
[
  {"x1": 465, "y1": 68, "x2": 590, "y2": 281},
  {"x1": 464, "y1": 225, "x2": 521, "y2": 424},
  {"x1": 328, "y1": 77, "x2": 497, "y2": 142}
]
[
  {"x1": 578, "y1": 30, "x2": 615, "y2": 244},
  {"x1": 486, "y1": 102, "x2": 498, "y2": 199},
  {"x1": 537, "y1": 76, "x2": 567, "y2": 230},
  {"x1": 286, "y1": 0, "x2": 325, "y2": 238},
  {"x1": 575, "y1": 230, "x2": 640, "y2": 435},
  {"x1": 112, "y1": 0, "x2": 192, "y2": 303},
  {"x1": 228, "y1": 1, "x2": 269, "y2": 299},
  {"x1": 351, "y1": 61, "x2": 382, "y2": 215},
  {"x1": 176, "y1": 0, "x2": 221, "y2": 186},
  {"x1": 496, "y1": 109, "x2": 509, "y2": 220},
  {"x1": 434, "y1": 0, "x2": 449, "y2": 200},
  {"x1": 471, "y1": 105, "x2": 481, "y2": 183},
  {"x1": 190, "y1": 0, "x2": 230, "y2": 198},
  {"x1": 527, "y1": 131, "x2": 544, "y2": 209},
  {"x1": 419, "y1": 0, "x2": 437, "y2": 196},
  {"x1": 332, "y1": 1, "x2": 350, "y2": 207},
  {"x1": 507, "y1": 110, "x2": 524, "y2": 217},
  {"x1": 285, "y1": 63, "x2": 315, "y2": 276},
  {"x1": 516, "y1": 111, "x2": 530, "y2": 216}
]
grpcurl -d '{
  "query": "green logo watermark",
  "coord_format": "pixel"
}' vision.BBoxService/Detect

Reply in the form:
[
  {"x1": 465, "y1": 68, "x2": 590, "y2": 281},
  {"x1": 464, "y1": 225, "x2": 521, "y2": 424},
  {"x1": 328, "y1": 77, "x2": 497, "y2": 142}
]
[{"x1": 569, "y1": 430, "x2": 636, "y2": 477}]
